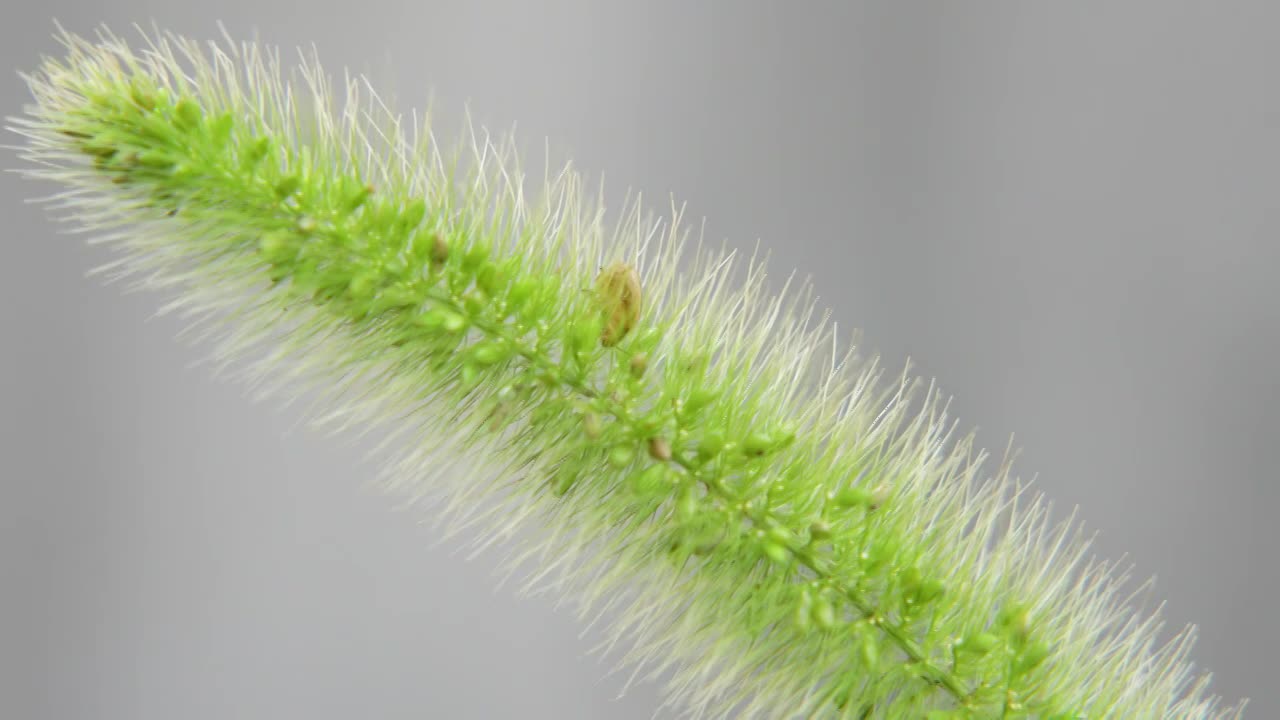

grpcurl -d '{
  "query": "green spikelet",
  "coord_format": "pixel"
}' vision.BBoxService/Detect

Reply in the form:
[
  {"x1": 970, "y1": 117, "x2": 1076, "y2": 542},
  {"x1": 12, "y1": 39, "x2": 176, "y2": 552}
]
[{"x1": 9, "y1": 26, "x2": 1242, "y2": 719}]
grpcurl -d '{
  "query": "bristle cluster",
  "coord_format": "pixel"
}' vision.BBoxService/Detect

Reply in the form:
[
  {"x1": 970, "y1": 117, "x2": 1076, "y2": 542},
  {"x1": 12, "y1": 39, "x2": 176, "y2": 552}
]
[{"x1": 9, "y1": 25, "x2": 1241, "y2": 719}]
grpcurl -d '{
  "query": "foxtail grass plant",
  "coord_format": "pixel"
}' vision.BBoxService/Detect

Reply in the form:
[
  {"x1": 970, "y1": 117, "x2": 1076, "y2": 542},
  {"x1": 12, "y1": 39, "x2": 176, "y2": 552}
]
[{"x1": 9, "y1": 26, "x2": 1243, "y2": 719}]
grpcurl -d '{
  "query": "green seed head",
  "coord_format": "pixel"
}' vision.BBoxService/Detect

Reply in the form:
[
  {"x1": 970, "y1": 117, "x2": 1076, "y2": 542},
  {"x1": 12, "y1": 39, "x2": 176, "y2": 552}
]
[{"x1": 10, "y1": 26, "x2": 1236, "y2": 720}]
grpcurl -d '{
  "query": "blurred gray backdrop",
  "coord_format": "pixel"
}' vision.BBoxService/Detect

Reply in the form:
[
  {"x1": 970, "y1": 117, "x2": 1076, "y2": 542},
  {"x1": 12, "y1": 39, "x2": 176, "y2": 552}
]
[{"x1": 2, "y1": 2, "x2": 1276, "y2": 718}]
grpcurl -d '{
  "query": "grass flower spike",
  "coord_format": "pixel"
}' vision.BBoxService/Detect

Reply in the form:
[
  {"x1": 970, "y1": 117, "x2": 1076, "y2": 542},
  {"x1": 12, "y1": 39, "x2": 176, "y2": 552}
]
[{"x1": 10, "y1": 26, "x2": 1243, "y2": 719}]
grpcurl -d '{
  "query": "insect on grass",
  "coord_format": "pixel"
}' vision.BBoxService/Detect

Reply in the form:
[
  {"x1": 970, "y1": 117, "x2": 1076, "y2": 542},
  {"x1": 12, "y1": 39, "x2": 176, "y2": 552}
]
[{"x1": 595, "y1": 261, "x2": 642, "y2": 347}]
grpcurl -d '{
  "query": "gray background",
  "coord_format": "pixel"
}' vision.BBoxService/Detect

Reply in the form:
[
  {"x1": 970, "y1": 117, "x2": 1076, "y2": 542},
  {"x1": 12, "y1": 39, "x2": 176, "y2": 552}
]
[{"x1": 2, "y1": 2, "x2": 1276, "y2": 718}]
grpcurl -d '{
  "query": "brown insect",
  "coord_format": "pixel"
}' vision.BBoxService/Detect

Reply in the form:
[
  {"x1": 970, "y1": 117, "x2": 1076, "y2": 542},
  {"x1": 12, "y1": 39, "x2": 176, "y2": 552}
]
[{"x1": 595, "y1": 261, "x2": 642, "y2": 347}]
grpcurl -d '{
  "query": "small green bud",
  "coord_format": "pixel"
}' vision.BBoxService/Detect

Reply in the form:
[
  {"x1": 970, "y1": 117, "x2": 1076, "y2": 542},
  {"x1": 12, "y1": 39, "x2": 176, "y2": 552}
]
[
  {"x1": 463, "y1": 289, "x2": 490, "y2": 317},
  {"x1": 958, "y1": 632, "x2": 1000, "y2": 655},
  {"x1": 368, "y1": 287, "x2": 418, "y2": 313},
  {"x1": 371, "y1": 200, "x2": 397, "y2": 230},
  {"x1": 458, "y1": 362, "x2": 480, "y2": 391},
  {"x1": 761, "y1": 541, "x2": 789, "y2": 566},
  {"x1": 676, "y1": 487, "x2": 698, "y2": 522},
  {"x1": 583, "y1": 412, "x2": 603, "y2": 440},
  {"x1": 274, "y1": 174, "x2": 301, "y2": 199},
  {"x1": 568, "y1": 318, "x2": 599, "y2": 359},
  {"x1": 998, "y1": 603, "x2": 1032, "y2": 644},
  {"x1": 861, "y1": 541, "x2": 893, "y2": 572},
  {"x1": 859, "y1": 631, "x2": 879, "y2": 669},
  {"x1": 900, "y1": 567, "x2": 922, "y2": 593},
  {"x1": 794, "y1": 587, "x2": 814, "y2": 631},
  {"x1": 440, "y1": 311, "x2": 467, "y2": 334},
  {"x1": 257, "y1": 232, "x2": 293, "y2": 263},
  {"x1": 813, "y1": 596, "x2": 836, "y2": 630},
  {"x1": 507, "y1": 277, "x2": 537, "y2": 309},
  {"x1": 135, "y1": 150, "x2": 174, "y2": 169},
  {"x1": 347, "y1": 271, "x2": 378, "y2": 300},
  {"x1": 681, "y1": 388, "x2": 718, "y2": 417},
  {"x1": 742, "y1": 428, "x2": 795, "y2": 457},
  {"x1": 808, "y1": 521, "x2": 832, "y2": 541},
  {"x1": 697, "y1": 430, "x2": 726, "y2": 460},
  {"x1": 128, "y1": 81, "x2": 157, "y2": 110},
  {"x1": 628, "y1": 464, "x2": 668, "y2": 497},
  {"x1": 766, "y1": 524, "x2": 793, "y2": 546},
  {"x1": 415, "y1": 308, "x2": 467, "y2": 334},
  {"x1": 476, "y1": 262, "x2": 506, "y2": 296},
  {"x1": 833, "y1": 487, "x2": 872, "y2": 508},
  {"x1": 915, "y1": 579, "x2": 946, "y2": 604},
  {"x1": 208, "y1": 112, "x2": 233, "y2": 147},
  {"x1": 344, "y1": 183, "x2": 374, "y2": 212},
  {"x1": 1015, "y1": 640, "x2": 1051, "y2": 675},
  {"x1": 742, "y1": 432, "x2": 774, "y2": 457},
  {"x1": 242, "y1": 136, "x2": 271, "y2": 169},
  {"x1": 461, "y1": 243, "x2": 490, "y2": 273},
  {"x1": 469, "y1": 341, "x2": 508, "y2": 366},
  {"x1": 403, "y1": 197, "x2": 427, "y2": 229},
  {"x1": 793, "y1": 599, "x2": 813, "y2": 632},
  {"x1": 608, "y1": 445, "x2": 635, "y2": 469},
  {"x1": 173, "y1": 98, "x2": 201, "y2": 129}
]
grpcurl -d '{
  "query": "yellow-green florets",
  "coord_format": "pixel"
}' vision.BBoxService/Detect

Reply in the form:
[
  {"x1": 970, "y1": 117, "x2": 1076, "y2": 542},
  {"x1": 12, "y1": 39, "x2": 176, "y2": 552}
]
[{"x1": 9, "y1": 26, "x2": 1239, "y2": 720}]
